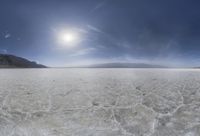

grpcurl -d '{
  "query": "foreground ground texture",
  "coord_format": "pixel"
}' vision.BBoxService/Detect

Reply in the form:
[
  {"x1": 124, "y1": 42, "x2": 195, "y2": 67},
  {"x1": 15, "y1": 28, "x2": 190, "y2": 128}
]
[{"x1": 0, "y1": 69, "x2": 199, "y2": 136}]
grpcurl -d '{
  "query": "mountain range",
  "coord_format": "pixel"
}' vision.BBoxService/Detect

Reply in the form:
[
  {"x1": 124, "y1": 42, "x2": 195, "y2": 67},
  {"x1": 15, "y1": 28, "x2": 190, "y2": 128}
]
[
  {"x1": 0, "y1": 54, "x2": 47, "y2": 68},
  {"x1": 0, "y1": 54, "x2": 176, "y2": 68},
  {"x1": 82, "y1": 63, "x2": 167, "y2": 68}
]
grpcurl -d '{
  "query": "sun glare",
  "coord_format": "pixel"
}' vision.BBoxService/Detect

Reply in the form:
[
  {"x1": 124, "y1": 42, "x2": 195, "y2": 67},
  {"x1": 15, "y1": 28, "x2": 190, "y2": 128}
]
[{"x1": 58, "y1": 30, "x2": 79, "y2": 46}]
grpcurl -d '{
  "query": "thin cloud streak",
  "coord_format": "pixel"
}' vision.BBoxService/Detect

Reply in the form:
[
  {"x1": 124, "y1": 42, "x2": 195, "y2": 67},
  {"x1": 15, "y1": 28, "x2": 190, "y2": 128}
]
[{"x1": 69, "y1": 47, "x2": 96, "y2": 57}]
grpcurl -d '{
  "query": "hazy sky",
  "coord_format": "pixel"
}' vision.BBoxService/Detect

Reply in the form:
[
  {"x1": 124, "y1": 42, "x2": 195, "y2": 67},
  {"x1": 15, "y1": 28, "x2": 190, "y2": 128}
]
[{"x1": 0, "y1": 0, "x2": 200, "y2": 67}]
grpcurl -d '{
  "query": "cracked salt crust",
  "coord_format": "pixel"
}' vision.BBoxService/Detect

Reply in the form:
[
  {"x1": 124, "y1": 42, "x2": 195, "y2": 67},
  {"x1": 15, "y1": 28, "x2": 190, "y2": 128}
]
[{"x1": 0, "y1": 69, "x2": 199, "y2": 136}]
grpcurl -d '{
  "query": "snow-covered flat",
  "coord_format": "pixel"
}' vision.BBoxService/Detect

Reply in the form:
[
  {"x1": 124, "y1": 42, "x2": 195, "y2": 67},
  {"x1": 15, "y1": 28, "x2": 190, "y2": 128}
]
[{"x1": 0, "y1": 69, "x2": 199, "y2": 136}]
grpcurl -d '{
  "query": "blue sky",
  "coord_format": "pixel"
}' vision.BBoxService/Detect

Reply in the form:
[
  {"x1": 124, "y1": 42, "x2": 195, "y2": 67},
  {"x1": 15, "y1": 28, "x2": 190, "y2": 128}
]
[{"x1": 0, "y1": 0, "x2": 200, "y2": 67}]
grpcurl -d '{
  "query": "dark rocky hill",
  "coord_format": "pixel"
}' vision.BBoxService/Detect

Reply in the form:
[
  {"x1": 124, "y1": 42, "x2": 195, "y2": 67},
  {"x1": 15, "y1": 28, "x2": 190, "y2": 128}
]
[{"x1": 0, "y1": 54, "x2": 47, "y2": 68}]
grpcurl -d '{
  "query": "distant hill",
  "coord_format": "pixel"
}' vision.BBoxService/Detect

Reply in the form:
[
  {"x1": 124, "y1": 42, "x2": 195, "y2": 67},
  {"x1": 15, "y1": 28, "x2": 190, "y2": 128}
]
[
  {"x1": 193, "y1": 67, "x2": 200, "y2": 69},
  {"x1": 0, "y1": 54, "x2": 47, "y2": 68},
  {"x1": 84, "y1": 63, "x2": 167, "y2": 68}
]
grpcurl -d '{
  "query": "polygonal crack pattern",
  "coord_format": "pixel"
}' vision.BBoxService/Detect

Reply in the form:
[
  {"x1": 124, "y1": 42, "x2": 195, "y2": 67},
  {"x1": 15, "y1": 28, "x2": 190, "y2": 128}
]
[{"x1": 0, "y1": 69, "x2": 200, "y2": 136}]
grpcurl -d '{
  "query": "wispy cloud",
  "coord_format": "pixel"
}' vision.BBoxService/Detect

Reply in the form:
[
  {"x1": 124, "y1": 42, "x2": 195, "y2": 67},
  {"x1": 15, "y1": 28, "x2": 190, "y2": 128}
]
[
  {"x1": 91, "y1": 1, "x2": 107, "y2": 12},
  {"x1": 4, "y1": 33, "x2": 11, "y2": 39},
  {"x1": 86, "y1": 24, "x2": 131, "y2": 51},
  {"x1": 87, "y1": 25, "x2": 103, "y2": 33},
  {"x1": 0, "y1": 49, "x2": 8, "y2": 54},
  {"x1": 69, "y1": 48, "x2": 96, "y2": 57}
]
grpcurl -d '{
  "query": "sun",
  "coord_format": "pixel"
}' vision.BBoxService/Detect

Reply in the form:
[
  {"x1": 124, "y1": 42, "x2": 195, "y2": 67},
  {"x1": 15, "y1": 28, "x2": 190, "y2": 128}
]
[
  {"x1": 60, "y1": 33, "x2": 76, "y2": 43},
  {"x1": 57, "y1": 30, "x2": 79, "y2": 46}
]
